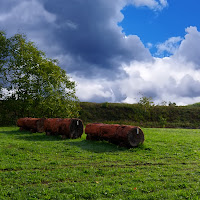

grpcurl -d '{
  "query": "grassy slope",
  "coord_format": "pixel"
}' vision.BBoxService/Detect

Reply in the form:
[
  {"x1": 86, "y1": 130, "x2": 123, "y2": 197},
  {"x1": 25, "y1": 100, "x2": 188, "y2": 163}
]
[
  {"x1": 1, "y1": 101, "x2": 200, "y2": 128},
  {"x1": 0, "y1": 127, "x2": 200, "y2": 199},
  {"x1": 80, "y1": 102, "x2": 200, "y2": 128}
]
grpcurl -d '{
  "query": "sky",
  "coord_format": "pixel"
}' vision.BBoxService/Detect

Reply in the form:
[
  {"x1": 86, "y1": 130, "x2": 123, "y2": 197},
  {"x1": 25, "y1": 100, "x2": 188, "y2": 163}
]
[{"x1": 1, "y1": 0, "x2": 200, "y2": 105}]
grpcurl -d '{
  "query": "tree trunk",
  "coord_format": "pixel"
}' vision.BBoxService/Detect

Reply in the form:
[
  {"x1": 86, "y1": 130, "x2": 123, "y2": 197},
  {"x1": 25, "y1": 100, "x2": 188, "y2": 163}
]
[
  {"x1": 17, "y1": 118, "x2": 45, "y2": 133},
  {"x1": 44, "y1": 118, "x2": 83, "y2": 139},
  {"x1": 17, "y1": 117, "x2": 84, "y2": 139},
  {"x1": 85, "y1": 123, "x2": 144, "y2": 148}
]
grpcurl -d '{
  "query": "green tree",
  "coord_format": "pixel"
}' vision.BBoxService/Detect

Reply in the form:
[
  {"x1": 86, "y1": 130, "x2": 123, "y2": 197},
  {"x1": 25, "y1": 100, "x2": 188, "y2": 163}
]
[
  {"x1": 139, "y1": 96, "x2": 154, "y2": 111},
  {"x1": 0, "y1": 31, "x2": 9, "y2": 91},
  {"x1": 137, "y1": 95, "x2": 154, "y2": 121},
  {"x1": 0, "y1": 32, "x2": 80, "y2": 119},
  {"x1": 168, "y1": 101, "x2": 176, "y2": 107}
]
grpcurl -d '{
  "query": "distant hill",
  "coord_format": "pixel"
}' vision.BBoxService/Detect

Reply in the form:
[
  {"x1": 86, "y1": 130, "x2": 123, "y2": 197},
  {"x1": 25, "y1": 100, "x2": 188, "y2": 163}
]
[
  {"x1": 188, "y1": 102, "x2": 200, "y2": 107},
  {"x1": 80, "y1": 102, "x2": 200, "y2": 128},
  {"x1": 1, "y1": 101, "x2": 200, "y2": 128}
]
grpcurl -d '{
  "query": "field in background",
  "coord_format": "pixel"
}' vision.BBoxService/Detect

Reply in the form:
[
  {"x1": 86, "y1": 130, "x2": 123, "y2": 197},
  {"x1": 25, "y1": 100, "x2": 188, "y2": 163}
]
[{"x1": 0, "y1": 127, "x2": 199, "y2": 199}]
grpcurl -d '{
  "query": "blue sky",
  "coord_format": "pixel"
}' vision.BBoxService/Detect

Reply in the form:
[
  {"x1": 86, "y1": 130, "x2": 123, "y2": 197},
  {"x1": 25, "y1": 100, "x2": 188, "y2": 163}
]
[
  {"x1": 120, "y1": 0, "x2": 200, "y2": 56},
  {"x1": 1, "y1": 0, "x2": 200, "y2": 105}
]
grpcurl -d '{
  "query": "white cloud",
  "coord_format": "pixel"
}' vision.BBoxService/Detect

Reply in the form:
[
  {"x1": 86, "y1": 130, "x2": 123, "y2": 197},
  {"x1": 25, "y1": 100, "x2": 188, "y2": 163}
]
[
  {"x1": 119, "y1": 26, "x2": 200, "y2": 105},
  {"x1": 120, "y1": 57, "x2": 200, "y2": 105},
  {"x1": 2, "y1": 0, "x2": 200, "y2": 106},
  {"x1": 159, "y1": 0, "x2": 168, "y2": 7},
  {"x1": 174, "y1": 26, "x2": 200, "y2": 67},
  {"x1": 128, "y1": 0, "x2": 168, "y2": 10},
  {"x1": 146, "y1": 42, "x2": 153, "y2": 49},
  {"x1": 74, "y1": 77, "x2": 115, "y2": 102},
  {"x1": 156, "y1": 36, "x2": 183, "y2": 56},
  {"x1": 73, "y1": 26, "x2": 200, "y2": 105},
  {"x1": 0, "y1": 1, "x2": 56, "y2": 24}
]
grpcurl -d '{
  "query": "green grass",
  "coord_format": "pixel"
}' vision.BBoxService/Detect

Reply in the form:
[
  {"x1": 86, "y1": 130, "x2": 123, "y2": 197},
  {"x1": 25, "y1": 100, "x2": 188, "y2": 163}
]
[{"x1": 0, "y1": 127, "x2": 200, "y2": 200}]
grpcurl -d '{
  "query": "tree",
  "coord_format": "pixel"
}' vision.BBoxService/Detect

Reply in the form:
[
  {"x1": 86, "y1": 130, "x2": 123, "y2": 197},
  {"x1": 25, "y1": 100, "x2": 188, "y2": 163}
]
[
  {"x1": 139, "y1": 96, "x2": 154, "y2": 111},
  {"x1": 168, "y1": 101, "x2": 176, "y2": 107},
  {"x1": 0, "y1": 32, "x2": 80, "y2": 119},
  {"x1": 0, "y1": 31, "x2": 9, "y2": 91}
]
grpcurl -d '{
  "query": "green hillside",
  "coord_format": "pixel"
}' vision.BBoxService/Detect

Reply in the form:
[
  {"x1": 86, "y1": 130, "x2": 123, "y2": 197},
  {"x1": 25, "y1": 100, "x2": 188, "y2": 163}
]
[
  {"x1": 1, "y1": 101, "x2": 200, "y2": 128},
  {"x1": 80, "y1": 102, "x2": 200, "y2": 128}
]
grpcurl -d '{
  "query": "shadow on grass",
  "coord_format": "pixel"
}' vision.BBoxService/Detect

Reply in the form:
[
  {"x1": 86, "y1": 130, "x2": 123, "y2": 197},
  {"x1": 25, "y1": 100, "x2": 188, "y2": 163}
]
[
  {"x1": 1, "y1": 129, "x2": 148, "y2": 152},
  {"x1": 0, "y1": 128, "x2": 64, "y2": 141},
  {"x1": 16, "y1": 134, "x2": 62, "y2": 141},
  {"x1": 67, "y1": 139, "x2": 127, "y2": 153},
  {"x1": 3, "y1": 131, "x2": 61, "y2": 142},
  {"x1": 0, "y1": 129, "x2": 30, "y2": 135}
]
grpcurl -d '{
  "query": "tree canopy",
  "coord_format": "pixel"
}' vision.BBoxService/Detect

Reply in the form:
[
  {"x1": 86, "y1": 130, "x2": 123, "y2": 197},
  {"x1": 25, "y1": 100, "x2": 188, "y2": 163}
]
[{"x1": 0, "y1": 31, "x2": 80, "y2": 121}]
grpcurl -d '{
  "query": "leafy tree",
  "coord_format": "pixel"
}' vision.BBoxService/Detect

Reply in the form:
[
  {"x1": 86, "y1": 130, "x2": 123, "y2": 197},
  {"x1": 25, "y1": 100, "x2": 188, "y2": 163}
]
[
  {"x1": 0, "y1": 32, "x2": 80, "y2": 119},
  {"x1": 137, "y1": 95, "x2": 154, "y2": 121},
  {"x1": 160, "y1": 100, "x2": 167, "y2": 106},
  {"x1": 168, "y1": 101, "x2": 176, "y2": 107},
  {"x1": 139, "y1": 96, "x2": 154, "y2": 110},
  {"x1": 0, "y1": 31, "x2": 9, "y2": 91}
]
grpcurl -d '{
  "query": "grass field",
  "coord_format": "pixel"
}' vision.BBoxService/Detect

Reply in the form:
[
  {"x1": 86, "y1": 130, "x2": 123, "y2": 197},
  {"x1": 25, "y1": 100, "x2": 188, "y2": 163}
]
[{"x1": 0, "y1": 127, "x2": 200, "y2": 200}]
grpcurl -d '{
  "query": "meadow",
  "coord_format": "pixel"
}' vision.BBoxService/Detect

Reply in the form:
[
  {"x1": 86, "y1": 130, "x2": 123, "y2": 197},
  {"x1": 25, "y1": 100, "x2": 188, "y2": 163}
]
[{"x1": 0, "y1": 127, "x2": 199, "y2": 199}]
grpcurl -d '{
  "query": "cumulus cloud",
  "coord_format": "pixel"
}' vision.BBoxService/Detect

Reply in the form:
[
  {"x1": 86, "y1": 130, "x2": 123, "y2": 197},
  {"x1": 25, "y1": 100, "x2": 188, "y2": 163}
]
[
  {"x1": 0, "y1": 0, "x2": 156, "y2": 78},
  {"x1": 128, "y1": 0, "x2": 168, "y2": 10},
  {"x1": 156, "y1": 36, "x2": 183, "y2": 56},
  {"x1": 73, "y1": 74, "x2": 127, "y2": 103},
  {"x1": 121, "y1": 27, "x2": 200, "y2": 105},
  {"x1": 0, "y1": 1, "x2": 56, "y2": 24},
  {"x1": 0, "y1": 1, "x2": 56, "y2": 33},
  {"x1": 74, "y1": 77, "x2": 115, "y2": 103},
  {"x1": 175, "y1": 26, "x2": 200, "y2": 67},
  {"x1": 41, "y1": 0, "x2": 153, "y2": 77},
  {"x1": 0, "y1": 0, "x2": 58, "y2": 58},
  {"x1": 120, "y1": 56, "x2": 200, "y2": 105},
  {"x1": 2, "y1": 0, "x2": 200, "y2": 105},
  {"x1": 72, "y1": 26, "x2": 200, "y2": 105}
]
